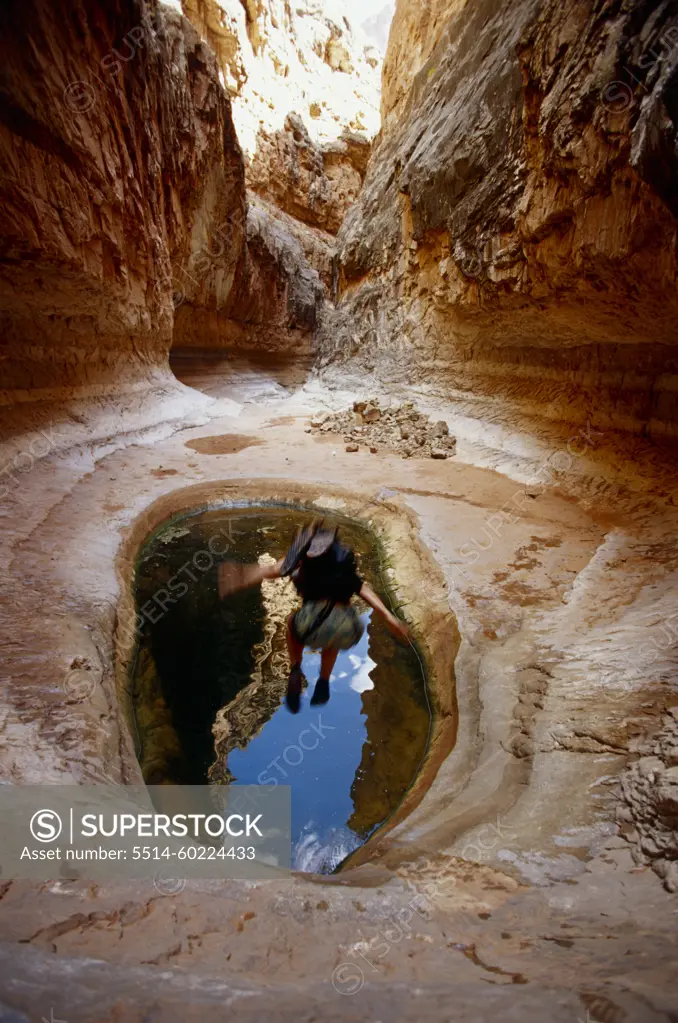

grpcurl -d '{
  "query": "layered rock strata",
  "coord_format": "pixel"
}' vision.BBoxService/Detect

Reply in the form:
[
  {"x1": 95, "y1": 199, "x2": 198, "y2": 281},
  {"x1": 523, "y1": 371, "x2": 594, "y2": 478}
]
[
  {"x1": 324, "y1": 0, "x2": 678, "y2": 438},
  {"x1": 0, "y1": 0, "x2": 332, "y2": 414},
  {"x1": 0, "y1": 0, "x2": 245, "y2": 400}
]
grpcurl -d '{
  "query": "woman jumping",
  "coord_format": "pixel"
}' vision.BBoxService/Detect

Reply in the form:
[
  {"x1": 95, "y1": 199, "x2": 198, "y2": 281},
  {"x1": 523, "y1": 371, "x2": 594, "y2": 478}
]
[{"x1": 218, "y1": 520, "x2": 409, "y2": 713}]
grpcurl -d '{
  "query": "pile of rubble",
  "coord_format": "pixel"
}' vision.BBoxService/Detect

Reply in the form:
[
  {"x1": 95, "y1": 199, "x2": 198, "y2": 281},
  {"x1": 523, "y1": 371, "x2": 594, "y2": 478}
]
[
  {"x1": 307, "y1": 400, "x2": 456, "y2": 459},
  {"x1": 619, "y1": 706, "x2": 678, "y2": 892}
]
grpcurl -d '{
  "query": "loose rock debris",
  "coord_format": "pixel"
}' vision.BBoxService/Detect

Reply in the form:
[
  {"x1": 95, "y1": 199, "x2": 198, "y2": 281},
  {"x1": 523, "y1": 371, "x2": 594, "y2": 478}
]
[{"x1": 309, "y1": 400, "x2": 457, "y2": 459}]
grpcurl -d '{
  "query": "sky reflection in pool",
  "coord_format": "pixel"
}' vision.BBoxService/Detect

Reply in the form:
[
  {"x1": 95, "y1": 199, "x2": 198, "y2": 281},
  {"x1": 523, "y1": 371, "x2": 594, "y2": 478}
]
[
  {"x1": 228, "y1": 612, "x2": 379, "y2": 872},
  {"x1": 133, "y1": 508, "x2": 430, "y2": 873}
]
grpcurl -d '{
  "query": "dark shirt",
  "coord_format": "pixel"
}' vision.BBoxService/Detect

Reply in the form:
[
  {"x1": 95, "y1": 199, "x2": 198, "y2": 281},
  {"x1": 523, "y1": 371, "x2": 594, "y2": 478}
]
[{"x1": 291, "y1": 541, "x2": 363, "y2": 604}]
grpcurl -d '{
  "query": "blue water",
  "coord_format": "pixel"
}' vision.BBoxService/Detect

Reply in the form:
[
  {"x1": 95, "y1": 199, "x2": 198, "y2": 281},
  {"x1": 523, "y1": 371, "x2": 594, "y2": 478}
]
[
  {"x1": 133, "y1": 507, "x2": 430, "y2": 873},
  {"x1": 228, "y1": 611, "x2": 376, "y2": 871}
]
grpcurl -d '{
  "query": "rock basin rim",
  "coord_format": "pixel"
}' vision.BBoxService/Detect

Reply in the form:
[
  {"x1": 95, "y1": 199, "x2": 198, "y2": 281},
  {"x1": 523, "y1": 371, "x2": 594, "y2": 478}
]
[{"x1": 116, "y1": 479, "x2": 460, "y2": 880}]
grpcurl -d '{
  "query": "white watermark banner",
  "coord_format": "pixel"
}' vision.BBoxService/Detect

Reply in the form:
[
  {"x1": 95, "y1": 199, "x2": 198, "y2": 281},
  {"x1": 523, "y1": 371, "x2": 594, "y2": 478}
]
[{"x1": 0, "y1": 785, "x2": 290, "y2": 880}]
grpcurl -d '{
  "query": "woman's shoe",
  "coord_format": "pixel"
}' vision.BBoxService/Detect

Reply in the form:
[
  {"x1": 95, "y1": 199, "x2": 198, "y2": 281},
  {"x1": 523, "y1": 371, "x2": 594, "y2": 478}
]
[
  {"x1": 310, "y1": 677, "x2": 330, "y2": 706},
  {"x1": 285, "y1": 665, "x2": 304, "y2": 714}
]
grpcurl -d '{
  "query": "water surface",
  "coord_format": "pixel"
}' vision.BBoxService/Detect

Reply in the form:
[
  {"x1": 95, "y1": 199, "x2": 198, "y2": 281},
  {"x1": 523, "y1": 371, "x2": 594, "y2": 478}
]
[{"x1": 132, "y1": 506, "x2": 430, "y2": 872}]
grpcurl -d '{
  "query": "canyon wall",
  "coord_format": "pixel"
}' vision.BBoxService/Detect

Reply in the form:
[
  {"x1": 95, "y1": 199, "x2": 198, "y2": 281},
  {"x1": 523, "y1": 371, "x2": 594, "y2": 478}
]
[
  {"x1": 323, "y1": 0, "x2": 678, "y2": 438},
  {"x1": 7, "y1": 0, "x2": 676, "y2": 431},
  {"x1": 180, "y1": 0, "x2": 382, "y2": 152},
  {"x1": 173, "y1": 0, "x2": 384, "y2": 342},
  {"x1": 0, "y1": 0, "x2": 248, "y2": 404},
  {"x1": 0, "y1": 0, "x2": 333, "y2": 419},
  {"x1": 173, "y1": 192, "x2": 325, "y2": 353}
]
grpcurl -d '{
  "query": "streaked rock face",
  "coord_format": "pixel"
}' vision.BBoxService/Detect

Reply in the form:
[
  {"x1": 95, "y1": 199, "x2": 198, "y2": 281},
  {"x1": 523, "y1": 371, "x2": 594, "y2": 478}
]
[
  {"x1": 0, "y1": 0, "x2": 246, "y2": 398},
  {"x1": 325, "y1": 0, "x2": 678, "y2": 439},
  {"x1": 0, "y1": 0, "x2": 332, "y2": 392},
  {"x1": 246, "y1": 114, "x2": 371, "y2": 235},
  {"x1": 1, "y1": 4, "x2": 678, "y2": 1016},
  {"x1": 380, "y1": 0, "x2": 454, "y2": 130},
  {"x1": 173, "y1": 176, "x2": 325, "y2": 355}
]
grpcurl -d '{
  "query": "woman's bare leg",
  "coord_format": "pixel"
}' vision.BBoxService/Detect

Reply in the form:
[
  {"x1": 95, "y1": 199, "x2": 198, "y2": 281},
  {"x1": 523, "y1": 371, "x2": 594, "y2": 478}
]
[
  {"x1": 285, "y1": 613, "x2": 305, "y2": 713},
  {"x1": 319, "y1": 646, "x2": 340, "y2": 681},
  {"x1": 311, "y1": 647, "x2": 339, "y2": 706},
  {"x1": 286, "y1": 612, "x2": 304, "y2": 669}
]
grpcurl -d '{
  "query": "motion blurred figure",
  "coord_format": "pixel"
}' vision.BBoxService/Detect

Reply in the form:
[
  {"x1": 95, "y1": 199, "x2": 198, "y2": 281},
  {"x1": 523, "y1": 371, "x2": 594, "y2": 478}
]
[{"x1": 218, "y1": 520, "x2": 409, "y2": 713}]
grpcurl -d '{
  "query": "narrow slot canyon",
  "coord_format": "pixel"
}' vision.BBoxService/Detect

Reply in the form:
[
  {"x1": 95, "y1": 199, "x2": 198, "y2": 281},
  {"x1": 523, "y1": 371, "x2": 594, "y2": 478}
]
[{"x1": 0, "y1": 0, "x2": 677, "y2": 1020}]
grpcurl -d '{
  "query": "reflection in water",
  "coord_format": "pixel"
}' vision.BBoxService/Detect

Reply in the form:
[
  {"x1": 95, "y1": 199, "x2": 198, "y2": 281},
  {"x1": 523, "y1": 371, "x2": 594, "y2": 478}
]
[
  {"x1": 295, "y1": 824, "x2": 362, "y2": 874},
  {"x1": 210, "y1": 553, "x2": 299, "y2": 785},
  {"x1": 132, "y1": 507, "x2": 430, "y2": 872}
]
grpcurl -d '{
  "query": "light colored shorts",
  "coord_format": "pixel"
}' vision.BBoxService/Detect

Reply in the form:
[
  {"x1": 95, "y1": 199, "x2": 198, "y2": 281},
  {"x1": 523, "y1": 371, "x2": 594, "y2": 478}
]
[{"x1": 292, "y1": 601, "x2": 365, "y2": 651}]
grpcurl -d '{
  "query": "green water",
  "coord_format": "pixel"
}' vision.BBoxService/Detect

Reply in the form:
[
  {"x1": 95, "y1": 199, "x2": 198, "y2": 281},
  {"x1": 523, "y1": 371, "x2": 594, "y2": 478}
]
[{"x1": 131, "y1": 506, "x2": 431, "y2": 872}]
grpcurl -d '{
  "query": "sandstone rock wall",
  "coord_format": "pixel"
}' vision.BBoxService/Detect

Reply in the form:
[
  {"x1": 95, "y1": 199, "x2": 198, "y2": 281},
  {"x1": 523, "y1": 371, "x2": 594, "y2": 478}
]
[
  {"x1": 247, "y1": 193, "x2": 336, "y2": 291},
  {"x1": 161, "y1": 0, "x2": 390, "y2": 354},
  {"x1": 247, "y1": 114, "x2": 371, "y2": 234},
  {"x1": 325, "y1": 0, "x2": 678, "y2": 438},
  {"x1": 180, "y1": 0, "x2": 381, "y2": 148},
  {"x1": 0, "y1": 0, "x2": 246, "y2": 401},
  {"x1": 174, "y1": 194, "x2": 324, "y2": 352},
  {"x1": 177, "y1": 0, "x2": 380, "y2": 238},
  {"x1": 381, "y1": 0, "x2": 454, "y2": 129},
  {"x1": 0, "y1": 0, "x2": 330, "y2": 395}
]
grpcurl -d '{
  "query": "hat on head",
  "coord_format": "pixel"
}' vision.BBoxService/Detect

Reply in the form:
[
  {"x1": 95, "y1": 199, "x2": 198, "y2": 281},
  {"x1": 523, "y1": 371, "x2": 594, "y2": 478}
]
[
  {"x1": 306, "y1": 528, "x2": 337, "y2": 558},
  {"x1": 281, "y1": 517, "x2": 331, "y2": 575}
]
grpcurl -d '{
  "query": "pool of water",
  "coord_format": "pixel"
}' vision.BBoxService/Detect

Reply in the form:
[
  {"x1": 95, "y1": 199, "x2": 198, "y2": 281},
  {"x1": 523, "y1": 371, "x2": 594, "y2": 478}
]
[{"x1": 131, "y1": 506, "x2": 431, "y2": 873}]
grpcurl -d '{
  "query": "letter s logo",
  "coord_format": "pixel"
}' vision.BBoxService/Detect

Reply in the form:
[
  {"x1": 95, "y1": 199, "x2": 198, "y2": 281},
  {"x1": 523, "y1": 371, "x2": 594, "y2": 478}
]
[{"x1": 30, "y1": 809, "x2": 63, "y2": 843}]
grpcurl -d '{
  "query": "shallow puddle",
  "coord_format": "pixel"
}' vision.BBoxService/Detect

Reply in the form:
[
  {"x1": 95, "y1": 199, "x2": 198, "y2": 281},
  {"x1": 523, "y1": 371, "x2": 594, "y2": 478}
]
[{"x1": 131, "y1": 506, "x2": 431, "y2": 872}]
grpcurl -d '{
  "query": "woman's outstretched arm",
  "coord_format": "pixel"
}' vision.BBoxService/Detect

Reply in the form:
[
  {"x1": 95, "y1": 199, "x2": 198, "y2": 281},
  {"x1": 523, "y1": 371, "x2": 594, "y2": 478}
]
[
  {"x1": 218, "y1": 558, "x2": 283, "y2": 599},
  {"x1": 359, "y1": 582, "x2": 410, "y2": 641},
  {"x1": 261, "y1": 558, "x2": 284, "y2": 580}
]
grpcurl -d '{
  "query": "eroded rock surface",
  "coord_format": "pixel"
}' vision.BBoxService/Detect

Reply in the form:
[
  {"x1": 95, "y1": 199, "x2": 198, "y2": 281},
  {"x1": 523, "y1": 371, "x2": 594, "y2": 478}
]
[
  {"x1": 0, "y1": 0, "x2": 246, "y2": 400},
  {"x1": 324, "y1": 0, "x2": 678, "y2": 438},
  {"x1": 180, "y1": 0, "x2": 381, "y2": 154},
  {"x1": 175, "y1": 191, "x2": 325, "y2": 353},
  {"x1": 247, "y1": 114, "x2": 371, "y2": 234},
  {"x1": 247, "y1": 192, "x2": 336, "y2": 290},
  {"x1": 174, "y1": 0, "x2": 383, "y2": 324},
  {"x1": 2, "y1": 0, "x2": 678, "y2": 1020},
  {"x1": 0, "y1": 0, "x2": 333, "y2": 414}
]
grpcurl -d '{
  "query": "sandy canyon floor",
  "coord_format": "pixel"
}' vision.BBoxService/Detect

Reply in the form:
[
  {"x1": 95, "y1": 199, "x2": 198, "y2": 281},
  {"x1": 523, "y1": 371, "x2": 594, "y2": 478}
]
[{"x1": 0, "y1": 354, "x2": 676, "y2": 1021}]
